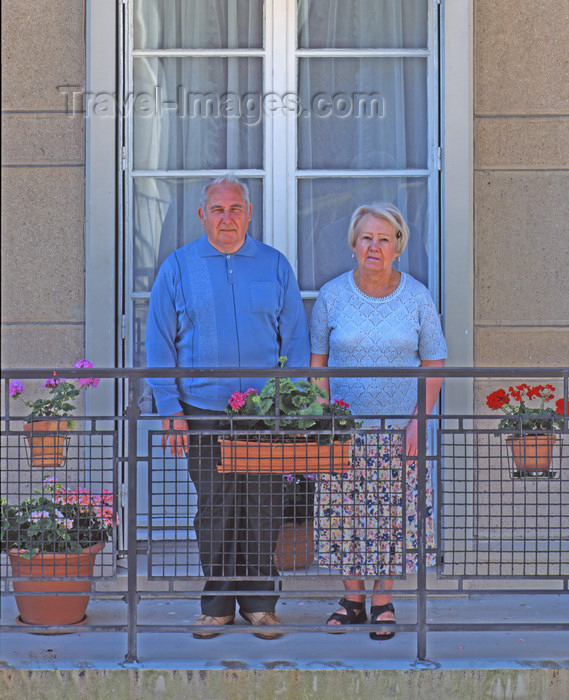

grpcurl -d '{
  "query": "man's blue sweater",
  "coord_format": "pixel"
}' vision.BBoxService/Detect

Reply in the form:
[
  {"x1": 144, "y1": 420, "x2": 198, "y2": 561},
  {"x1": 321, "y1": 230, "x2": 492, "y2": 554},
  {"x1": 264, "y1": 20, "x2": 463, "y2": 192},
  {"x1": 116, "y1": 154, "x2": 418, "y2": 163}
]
[{"x1": 145, "y1": 234, "x2": 309, "y2": 415}]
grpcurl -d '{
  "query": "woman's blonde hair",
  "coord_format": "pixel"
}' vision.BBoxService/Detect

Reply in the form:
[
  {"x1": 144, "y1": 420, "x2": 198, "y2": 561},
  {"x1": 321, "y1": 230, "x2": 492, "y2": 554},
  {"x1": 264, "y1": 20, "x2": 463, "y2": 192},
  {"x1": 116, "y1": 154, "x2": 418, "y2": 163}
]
[{"x1": 348, "y1": 203, "x2": 409, "y2": 254}]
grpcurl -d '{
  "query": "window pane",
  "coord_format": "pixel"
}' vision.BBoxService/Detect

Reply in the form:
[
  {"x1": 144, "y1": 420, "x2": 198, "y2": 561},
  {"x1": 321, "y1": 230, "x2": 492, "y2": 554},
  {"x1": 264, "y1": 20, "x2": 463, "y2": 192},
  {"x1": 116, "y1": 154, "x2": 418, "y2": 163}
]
[
  {"x1": 298, "y1": 0, "x2": 428, "y2": 50},
  {"x1": 133, "y1": 299, "x2": 150, "y2": 367},
  {"x1": 297, "y1": 177, "x2": 429, "y2": 290},
  {"x1": 133, "y1": 57, "x2": 263, "y2": 171},
  {"x1": 133, "y1": 177, "x2": 263, "y2": 292},
  {"x1": 298, "y1": 57, "x2": 427, "y2": 170},
  {"x1": 134, "y1": 0, "x2": 263, "y2": 50}
]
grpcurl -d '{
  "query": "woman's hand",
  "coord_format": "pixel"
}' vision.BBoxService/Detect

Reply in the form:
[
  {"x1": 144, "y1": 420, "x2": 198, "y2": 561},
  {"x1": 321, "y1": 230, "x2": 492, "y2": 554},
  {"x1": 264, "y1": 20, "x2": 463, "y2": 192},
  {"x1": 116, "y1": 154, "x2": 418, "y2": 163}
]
[
  {"x1": 405, "y1": 419, "x2": 418, "y2": 458},
  {"x1": 310, "y1": 352, "x2": 330, "y2": 403},
  {"x1": 161, "y1": 411, "x2": 189, "y2": 457},
  {"x1": 406, "y1": 358, "x2": 444, "y2": 460}
]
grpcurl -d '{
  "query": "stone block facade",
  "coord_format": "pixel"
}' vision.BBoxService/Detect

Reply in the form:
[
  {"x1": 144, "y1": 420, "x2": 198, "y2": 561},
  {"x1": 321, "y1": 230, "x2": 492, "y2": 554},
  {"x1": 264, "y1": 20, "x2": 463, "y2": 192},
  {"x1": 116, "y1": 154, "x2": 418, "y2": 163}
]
[
  {"x1": 473, "y1": 0, "x2": 569, "y2": 367},
  {"x1": 1, "y1": 0, "x2": 86, "y2": 369}
]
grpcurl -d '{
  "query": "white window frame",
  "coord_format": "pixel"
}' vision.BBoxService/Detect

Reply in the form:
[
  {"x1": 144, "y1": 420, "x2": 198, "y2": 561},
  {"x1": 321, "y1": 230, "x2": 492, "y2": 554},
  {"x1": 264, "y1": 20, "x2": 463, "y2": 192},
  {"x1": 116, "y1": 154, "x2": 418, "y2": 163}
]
[{"x1": 85, "y1": 0, "x2": 119, "y2": 413}]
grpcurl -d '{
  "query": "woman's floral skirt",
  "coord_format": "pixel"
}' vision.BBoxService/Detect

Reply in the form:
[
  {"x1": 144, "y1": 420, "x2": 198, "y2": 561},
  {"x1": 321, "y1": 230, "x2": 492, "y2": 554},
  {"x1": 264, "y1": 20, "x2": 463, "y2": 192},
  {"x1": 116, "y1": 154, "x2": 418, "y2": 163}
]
[{"x1": 314, "y1": 431, "x2": 436, "y2": 576}]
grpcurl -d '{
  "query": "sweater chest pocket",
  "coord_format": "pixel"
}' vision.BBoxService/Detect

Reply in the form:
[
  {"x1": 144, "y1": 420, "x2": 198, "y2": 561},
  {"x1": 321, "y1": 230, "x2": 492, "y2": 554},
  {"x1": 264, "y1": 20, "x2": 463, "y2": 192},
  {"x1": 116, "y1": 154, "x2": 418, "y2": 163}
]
[{"x1": 250, "y1": 282, "x2": 279, "y2": 314}]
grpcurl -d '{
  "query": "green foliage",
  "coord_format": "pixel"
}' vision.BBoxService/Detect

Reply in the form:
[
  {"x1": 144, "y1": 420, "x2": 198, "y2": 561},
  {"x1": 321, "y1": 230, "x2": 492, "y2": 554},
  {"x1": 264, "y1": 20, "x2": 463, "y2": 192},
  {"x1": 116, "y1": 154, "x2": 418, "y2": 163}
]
[
  {"x1": 224, "y1": 371, "x2": 361, "y2": 442},
  {"x1": 23, "y1": 381, "x2": 81, "y2": 420}
]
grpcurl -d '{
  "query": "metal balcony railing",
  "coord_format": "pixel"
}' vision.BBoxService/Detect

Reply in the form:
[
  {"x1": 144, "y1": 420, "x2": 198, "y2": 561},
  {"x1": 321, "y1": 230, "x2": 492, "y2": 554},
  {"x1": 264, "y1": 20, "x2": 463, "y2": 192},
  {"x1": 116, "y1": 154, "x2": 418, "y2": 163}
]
[{"x1": 1, "y1": 366, "x2": 568, "y2": 663}]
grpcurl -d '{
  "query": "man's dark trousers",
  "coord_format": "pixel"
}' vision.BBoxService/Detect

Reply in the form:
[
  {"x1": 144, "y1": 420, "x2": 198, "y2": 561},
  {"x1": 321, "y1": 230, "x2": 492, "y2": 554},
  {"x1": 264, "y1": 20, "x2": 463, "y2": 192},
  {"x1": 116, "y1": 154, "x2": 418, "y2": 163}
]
[{"x1": 182, "y1": 402, "x2": 284, "y2": 617}]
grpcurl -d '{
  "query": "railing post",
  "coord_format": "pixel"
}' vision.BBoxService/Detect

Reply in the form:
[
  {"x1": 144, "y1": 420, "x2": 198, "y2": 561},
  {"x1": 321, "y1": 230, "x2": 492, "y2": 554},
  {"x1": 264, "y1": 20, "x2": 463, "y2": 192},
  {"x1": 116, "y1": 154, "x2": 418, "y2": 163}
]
[
  {"x1": 416, "y1": 375, "x2": 428, "y2": 661},
  {"x1": 124, "y1": 376, "x2": 139, "y2": 663}
]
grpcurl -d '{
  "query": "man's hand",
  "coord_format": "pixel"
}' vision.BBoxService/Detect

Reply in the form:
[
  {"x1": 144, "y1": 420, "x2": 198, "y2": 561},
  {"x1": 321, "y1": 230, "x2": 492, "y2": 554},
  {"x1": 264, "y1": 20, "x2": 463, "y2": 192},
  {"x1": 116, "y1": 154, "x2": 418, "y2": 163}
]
[{"x1": 161, "y1": 411, "x2": 189, "y2": 457}]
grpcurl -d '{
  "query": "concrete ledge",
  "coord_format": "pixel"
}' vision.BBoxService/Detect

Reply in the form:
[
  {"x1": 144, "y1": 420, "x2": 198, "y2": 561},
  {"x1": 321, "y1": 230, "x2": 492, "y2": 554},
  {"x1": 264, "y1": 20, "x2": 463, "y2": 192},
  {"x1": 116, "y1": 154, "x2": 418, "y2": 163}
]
[{"x1": 2, "y1": 668, "x2": 568, "y2": 700}]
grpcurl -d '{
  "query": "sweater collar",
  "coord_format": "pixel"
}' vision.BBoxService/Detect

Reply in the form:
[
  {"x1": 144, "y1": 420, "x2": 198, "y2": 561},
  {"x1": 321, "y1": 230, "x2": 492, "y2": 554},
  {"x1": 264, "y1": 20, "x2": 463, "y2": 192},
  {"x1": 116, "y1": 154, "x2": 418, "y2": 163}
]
[{"x1": 198, "y1": 234, "x2": 256, "y2": 257}]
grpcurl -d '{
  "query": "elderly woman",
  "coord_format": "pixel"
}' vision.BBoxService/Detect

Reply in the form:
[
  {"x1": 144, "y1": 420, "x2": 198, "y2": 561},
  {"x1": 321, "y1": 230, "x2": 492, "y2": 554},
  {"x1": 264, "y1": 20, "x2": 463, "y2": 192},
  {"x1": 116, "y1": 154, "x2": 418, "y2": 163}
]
[{"x1": 310, "y1": 203, "x2": 446, "y2": 640}]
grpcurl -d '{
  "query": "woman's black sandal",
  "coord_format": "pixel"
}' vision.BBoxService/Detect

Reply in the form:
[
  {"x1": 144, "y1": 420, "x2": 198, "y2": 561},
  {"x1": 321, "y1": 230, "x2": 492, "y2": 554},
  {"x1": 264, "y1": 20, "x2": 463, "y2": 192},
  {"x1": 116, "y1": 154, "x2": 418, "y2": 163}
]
[
  {"x1": 369, "y1": 602, "x2": 396, "y2": 640},
  {"x1": 326, "y1": 597, "x2": 367, "y2": 632}
]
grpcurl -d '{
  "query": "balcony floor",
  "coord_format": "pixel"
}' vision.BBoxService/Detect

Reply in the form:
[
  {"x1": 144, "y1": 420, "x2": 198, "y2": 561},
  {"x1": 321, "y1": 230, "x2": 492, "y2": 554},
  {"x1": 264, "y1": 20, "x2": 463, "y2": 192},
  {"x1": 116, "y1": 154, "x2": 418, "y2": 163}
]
[{"x1": 1, "y1": 587, "x2": 567, "y2": 671}]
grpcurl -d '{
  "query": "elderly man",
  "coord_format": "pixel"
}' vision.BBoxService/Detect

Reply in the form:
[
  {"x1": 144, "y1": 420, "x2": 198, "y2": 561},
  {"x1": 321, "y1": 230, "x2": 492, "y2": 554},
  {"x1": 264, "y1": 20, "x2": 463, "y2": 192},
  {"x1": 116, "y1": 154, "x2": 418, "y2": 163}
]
[{"x1": 145, "y1": 175, "x2": 309, "y2": 639}]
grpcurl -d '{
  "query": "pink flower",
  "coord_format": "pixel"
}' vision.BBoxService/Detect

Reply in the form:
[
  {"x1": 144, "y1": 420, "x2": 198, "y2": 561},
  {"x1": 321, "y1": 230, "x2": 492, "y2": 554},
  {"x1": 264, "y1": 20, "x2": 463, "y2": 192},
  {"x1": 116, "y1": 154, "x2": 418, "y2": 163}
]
[
  {"x1": 43, "y1": 372, "x2": 63, "y2": 389},
  {"x1": 228, "y1": 388, "x2": 257, "y2": 410},
  {"x1": 74, "y1": 359, "x2": 94, "y2": 369},
  {"x1": 63, "y1": 492, "x2": 79, "y2": 505},
  {"x1": 64, "y1": 487, "x2": 92, "y2": 507},
  {"x1": 74, "y1": 359, "x2": 101, "y2": 387},
  {"x1": 228, "y1": 391, "x2": 246, "y2": 410},
  {"x1": 9, "y1": 380, "x2": 25, "y2": 397},
  {"x1": 94, "y1": 505, "x2": 118, "y2": 526}
]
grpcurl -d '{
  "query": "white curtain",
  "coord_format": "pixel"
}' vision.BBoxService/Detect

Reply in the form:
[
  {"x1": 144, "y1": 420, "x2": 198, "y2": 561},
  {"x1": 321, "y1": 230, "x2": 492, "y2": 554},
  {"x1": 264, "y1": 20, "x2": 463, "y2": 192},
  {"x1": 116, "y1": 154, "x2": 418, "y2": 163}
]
[
  {"x1": 296, "y1": 0, "x2": 429, "y2": 290},
  {"x1": 132, "y1": 0, "x2": 263, "y2": 296}
]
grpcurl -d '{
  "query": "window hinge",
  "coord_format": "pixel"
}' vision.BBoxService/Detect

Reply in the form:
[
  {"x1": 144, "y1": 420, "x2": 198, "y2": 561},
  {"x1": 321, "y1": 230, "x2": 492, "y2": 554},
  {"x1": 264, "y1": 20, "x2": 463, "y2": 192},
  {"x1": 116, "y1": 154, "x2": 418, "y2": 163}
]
[
  {"x1": 120, "y1": 483, "x2": 128, "y2": 509},
  {"x1": 120, "y1": 314, "x2": 127, "y2": 339},
  {"x1": 436, "y1": 146, "x2": 442, "y2": 171},
  {"x1": 120, "y1": 146, "x2": 127, "y2": 171}
]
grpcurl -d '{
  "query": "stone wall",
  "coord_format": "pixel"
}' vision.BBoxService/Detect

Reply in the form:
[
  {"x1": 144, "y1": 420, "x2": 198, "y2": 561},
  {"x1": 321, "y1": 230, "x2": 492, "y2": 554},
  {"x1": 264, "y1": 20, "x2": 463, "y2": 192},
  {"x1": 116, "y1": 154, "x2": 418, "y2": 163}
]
[
  {"x1": 473, "y1": 0, "x2": 569, "y2": 368},
  {"x1": 471, "y1": 0, "x2": 569, "y2": 569},
  {"x1": 1, "y1": 1, "x2": 86, "y2": 369}
]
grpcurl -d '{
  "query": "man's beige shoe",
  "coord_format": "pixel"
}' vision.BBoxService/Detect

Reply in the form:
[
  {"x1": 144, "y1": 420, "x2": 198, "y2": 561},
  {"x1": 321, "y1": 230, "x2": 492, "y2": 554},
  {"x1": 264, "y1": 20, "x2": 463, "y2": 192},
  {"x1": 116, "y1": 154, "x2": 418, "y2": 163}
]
[
  {"x1": 192, "y1": 613, "x2": 234, "y2": 639},
  {"x1": 240, "y1": 611, "x2": 283, "y2": 639}
]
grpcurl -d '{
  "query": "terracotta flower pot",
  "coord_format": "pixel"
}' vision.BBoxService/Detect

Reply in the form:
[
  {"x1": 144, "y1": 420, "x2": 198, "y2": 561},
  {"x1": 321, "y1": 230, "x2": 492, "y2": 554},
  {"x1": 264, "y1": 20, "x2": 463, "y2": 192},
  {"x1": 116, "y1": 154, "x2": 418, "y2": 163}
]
[
  {"x1": 23, "y1": 420, "x2": 69, "y2": 469},
  {"x1": 506, "y1": 434, "x2": 557, "y2": 474},
  {"x1": 8, "y1": 542, "x2": 104, "y2": 627},
  {"x1": 274, "y1": 520, "x2": 315, "y2": 571},
  {"x1": 217, "y1": 437, "x2": 351, "y2": 473}
]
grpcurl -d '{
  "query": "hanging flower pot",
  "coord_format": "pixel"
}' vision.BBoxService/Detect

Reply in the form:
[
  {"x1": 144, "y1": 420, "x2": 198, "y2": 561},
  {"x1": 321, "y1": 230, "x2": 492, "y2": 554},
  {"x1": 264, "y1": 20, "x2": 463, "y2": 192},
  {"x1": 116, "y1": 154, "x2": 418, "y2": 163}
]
[
  {"x1": 8, "y1": 542, "x2": 104, "y2": 628},
  {"x1": 506, "y1": 433, "x2": 557, "y2": 475},
  {"x1": 23, "y1": 420, "x2": 70, "y2": 469},
  {"x1": 9, "y1": 361, "x2": 100, "y2": 468}
]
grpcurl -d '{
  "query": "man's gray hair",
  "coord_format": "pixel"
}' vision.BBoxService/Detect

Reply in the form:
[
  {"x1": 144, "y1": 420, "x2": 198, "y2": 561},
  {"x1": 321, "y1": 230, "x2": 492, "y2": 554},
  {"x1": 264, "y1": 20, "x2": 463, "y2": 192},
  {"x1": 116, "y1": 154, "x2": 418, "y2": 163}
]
[{"x1": 201, "y1": 174, "x2": 251, "y2": 210}]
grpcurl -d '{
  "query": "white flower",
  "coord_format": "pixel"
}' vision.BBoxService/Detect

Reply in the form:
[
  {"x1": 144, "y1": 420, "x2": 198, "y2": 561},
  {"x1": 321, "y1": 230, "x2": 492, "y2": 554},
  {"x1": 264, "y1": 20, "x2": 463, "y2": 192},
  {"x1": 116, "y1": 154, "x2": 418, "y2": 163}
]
[{"x1": 29, "y1": 510, "x2": 51, "y2": 522}]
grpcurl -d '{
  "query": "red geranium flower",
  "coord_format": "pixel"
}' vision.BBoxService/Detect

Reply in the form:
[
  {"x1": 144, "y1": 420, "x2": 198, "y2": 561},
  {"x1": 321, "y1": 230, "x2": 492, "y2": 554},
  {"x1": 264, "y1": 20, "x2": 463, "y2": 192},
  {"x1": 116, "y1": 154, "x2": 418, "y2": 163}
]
[
  {"x1": 526, "y1": 385, "x2": 543, "y2": 399},
  {"x1": 486, "y1": 389, "x2": 509, "y2": 410}
]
